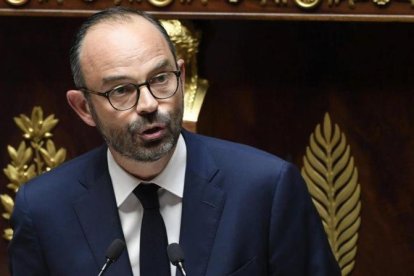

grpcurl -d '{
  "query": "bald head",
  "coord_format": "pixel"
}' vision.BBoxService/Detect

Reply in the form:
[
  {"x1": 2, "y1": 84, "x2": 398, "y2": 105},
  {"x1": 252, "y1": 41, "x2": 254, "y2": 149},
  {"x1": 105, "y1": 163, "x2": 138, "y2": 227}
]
[{"x1": 69, "y1": 7, "x2": 177, "y2": 89}]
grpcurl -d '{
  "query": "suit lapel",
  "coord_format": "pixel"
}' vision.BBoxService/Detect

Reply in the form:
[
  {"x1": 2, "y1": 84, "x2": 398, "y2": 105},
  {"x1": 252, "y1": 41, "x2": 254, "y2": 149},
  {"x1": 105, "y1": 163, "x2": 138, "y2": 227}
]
[
  {"x1": 73, "y1": 146, "x2": 132, "y2": 276},
  {"x1": 180, "y1": 131, "x2": 226, "y2": 276}
]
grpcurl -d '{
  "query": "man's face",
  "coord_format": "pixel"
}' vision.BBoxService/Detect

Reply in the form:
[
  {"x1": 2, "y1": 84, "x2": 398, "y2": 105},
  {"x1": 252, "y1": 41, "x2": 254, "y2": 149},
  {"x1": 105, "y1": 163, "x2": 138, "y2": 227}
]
[{"x1": 79, "y1": 17, "x2": 184, "y2": 162}]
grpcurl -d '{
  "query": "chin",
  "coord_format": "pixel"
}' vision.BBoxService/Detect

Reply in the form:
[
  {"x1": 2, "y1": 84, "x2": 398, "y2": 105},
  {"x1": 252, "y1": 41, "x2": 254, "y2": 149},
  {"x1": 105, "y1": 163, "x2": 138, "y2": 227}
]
[{"x1": 123, "y1": 139, "x2": 175, "y2": 163}]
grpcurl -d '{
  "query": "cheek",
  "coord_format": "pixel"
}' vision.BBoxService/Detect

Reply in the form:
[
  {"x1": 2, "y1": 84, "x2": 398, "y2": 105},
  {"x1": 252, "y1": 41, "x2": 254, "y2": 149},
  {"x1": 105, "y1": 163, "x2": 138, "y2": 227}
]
[
  {"x1": 172, "y1": 91, "x2": 184, "y2": 110},
  {"x1": 89, "y1": 96, "x2": 113, "y2": 114},
  {"x1": 158, "y1": 96, "x2": 183, "y2": 116},
  {"x1": 93, "y1": 104, "x2": 131, "y2": 127}
]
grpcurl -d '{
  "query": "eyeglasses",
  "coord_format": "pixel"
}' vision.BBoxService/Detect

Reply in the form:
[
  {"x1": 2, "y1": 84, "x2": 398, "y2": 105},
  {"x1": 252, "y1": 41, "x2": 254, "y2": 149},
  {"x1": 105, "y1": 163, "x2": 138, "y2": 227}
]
[{"x1": 80, "y1": 70, "x2": 181, "y2": 111}]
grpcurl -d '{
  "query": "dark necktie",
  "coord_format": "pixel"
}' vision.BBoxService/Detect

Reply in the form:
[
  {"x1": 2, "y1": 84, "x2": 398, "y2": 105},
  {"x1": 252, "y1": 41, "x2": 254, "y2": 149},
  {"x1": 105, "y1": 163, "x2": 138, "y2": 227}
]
[{"x1": 134, "y1": 183, "x2": 171, "y2": 276}]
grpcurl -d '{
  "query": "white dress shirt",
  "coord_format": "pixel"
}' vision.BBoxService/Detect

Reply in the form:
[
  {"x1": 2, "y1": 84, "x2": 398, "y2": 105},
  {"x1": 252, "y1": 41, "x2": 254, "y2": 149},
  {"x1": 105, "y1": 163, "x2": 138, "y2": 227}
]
[{"x1": 108, "y1": 134, "x2": 187, "y2": 276}]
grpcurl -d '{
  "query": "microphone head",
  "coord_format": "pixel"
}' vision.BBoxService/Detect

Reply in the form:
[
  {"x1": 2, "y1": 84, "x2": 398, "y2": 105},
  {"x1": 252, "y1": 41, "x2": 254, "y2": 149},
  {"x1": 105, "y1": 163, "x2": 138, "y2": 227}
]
[
  {"x1": 105, "y1": 239, "x2": 126, "y2": 261},
  {"x1": 167, "y1": 243, "x2": 185, "y2": 266}
]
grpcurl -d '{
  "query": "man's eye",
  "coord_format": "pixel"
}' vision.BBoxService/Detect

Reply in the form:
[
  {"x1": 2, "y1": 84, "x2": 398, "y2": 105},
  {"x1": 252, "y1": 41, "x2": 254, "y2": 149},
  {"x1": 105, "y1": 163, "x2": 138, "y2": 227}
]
[
  {"x1": 150, "y1": 73, "x2": 169, "y2": 84},
  {"x1": 110, "y1": 84, "x2": 135, "y2": 97}
]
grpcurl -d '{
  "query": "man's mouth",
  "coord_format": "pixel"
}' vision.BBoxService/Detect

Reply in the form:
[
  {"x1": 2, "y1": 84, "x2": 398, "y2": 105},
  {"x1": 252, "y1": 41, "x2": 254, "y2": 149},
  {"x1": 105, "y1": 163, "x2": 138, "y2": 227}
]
[
  {"x1": 143, "y1": 127, "x2": 161, "y2": 134},
  {"x1": 140, "y1": 125, "x2": 166, "y2": 141}
]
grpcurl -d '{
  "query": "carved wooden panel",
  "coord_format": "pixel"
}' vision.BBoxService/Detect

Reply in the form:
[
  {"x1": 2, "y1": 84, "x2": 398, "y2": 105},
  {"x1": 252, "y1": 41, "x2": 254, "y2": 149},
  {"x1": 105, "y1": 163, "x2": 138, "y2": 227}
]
[
  {"x1": 1, "y1": 14, "x2": 414, "y2": 276},
  {"x1": 1, "y1": 0, "x2": 414, "y2": 21}
]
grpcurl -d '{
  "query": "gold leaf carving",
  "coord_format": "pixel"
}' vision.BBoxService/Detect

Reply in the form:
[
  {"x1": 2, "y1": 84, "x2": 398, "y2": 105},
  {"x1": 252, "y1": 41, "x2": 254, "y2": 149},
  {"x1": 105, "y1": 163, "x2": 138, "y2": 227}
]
[
  {"x1": 0, "y1": 195, "x2": 14, "y2": 219},
  {"x1": 161, "y1": 20, "x2": 209, "y2": 131},
  {"x1": 373, "y1": 0, "x2": 390, "y2": 5},
  {"x1": 148, "y1": 0, "x2": 174, "y2": 7},
  {"x1": 301, "y1": 113, "x2": 361, "y2": 275},
  {"x1": 295, "y1": 0, "x2": 321, "y2": 9},
  {"x1": 3, "y1": 228, "x2": 13, "y2": 241},
  {"x1": 1, "y1": 106, "x2": 67, "y2": 240},
  {"x1": 5, "y1": 0, "x2": 29, "y2": 7}
]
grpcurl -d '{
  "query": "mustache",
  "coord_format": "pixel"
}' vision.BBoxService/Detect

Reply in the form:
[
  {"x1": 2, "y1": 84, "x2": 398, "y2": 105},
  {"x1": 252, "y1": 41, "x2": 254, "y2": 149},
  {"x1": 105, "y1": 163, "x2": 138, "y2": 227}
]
[{"x1": 128, "y1": 112, "x2": 171, "y2": 133}]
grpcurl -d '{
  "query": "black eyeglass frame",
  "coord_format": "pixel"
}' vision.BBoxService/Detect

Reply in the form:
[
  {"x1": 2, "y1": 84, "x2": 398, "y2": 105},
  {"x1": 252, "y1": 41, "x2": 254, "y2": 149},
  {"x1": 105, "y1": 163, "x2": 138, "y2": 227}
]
[{"x1": 79, "y1": 70, "x2": 181, "y2": 111}]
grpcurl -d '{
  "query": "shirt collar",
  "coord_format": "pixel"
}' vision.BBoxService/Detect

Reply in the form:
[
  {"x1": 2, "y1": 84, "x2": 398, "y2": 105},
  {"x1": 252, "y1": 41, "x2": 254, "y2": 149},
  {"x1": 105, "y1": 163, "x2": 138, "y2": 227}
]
[{"x1": 108, "y1": 134, "x2": 187, "y2": 208}]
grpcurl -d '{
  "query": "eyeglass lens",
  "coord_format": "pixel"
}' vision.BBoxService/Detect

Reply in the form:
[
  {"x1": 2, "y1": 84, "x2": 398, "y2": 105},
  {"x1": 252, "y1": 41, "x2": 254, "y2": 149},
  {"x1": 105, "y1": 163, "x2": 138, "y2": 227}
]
[{"x1": 108, "y1": 71, "x2": 179, "y2": 111}]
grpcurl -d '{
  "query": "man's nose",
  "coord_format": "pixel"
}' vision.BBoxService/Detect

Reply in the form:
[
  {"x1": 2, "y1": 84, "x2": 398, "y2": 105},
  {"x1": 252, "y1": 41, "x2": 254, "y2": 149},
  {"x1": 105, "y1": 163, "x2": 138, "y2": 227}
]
[{"x1": 135, "y1": 86, "x2": 158, "y2": 115}]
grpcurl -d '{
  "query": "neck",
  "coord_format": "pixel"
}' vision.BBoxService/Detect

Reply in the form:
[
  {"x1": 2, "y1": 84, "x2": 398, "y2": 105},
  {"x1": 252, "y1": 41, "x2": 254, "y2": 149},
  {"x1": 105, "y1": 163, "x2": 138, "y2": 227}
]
[{"x1": 109, "y1": 147, "x2": 175, "y2": 181}]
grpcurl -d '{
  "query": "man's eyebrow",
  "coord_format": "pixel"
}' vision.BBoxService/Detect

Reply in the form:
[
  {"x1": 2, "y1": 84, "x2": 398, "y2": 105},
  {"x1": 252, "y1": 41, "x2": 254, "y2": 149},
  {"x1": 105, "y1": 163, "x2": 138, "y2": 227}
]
[
  {"x1": 150, "y1": 59, "x2": 176, "y2": 73},
  {"x1": 101, "y1": 60, "x2": 175, "y2": 85},
  {"x1": 102, "y1": 75, "x2": 132, "y2": 85}
]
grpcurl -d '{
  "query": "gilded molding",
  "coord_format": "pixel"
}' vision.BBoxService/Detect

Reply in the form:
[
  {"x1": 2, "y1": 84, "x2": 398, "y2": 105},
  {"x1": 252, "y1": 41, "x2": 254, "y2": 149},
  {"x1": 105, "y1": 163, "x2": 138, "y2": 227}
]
[
  {"x1": 260, "y1": 0, "x2": 288, "y2": 6},
  {"x1": 373, "y1": 0, "x2": 390, "y2": 5},
  {"x1": 1, "y1": 107, "x2": 67, "y2": 240},
  {"x1": 4, "y1": 0, "x2": 414, "y2": 9},
  {"x1": 110, "y1": 0, "x2": 208, "y2": 6},
  {"x1": 301, "y1": 113, "x2": 361, "y2": 275},
  {"x1": 36, "y1": 0, "x2": 64, "y2": 3},
  {"x1": 295, "y1": 0, "x2": 321, "y2": 9},
  {"x1": 5, "y1": 0, "x2": 29, "y2": 6},
  {"x1": 148, "y1": 0, "x2": 174, "y2": 7}
]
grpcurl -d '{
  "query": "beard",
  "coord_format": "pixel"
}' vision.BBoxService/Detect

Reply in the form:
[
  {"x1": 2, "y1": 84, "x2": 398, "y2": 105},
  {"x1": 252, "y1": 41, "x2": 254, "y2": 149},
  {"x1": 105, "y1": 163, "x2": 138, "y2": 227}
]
[{"x1": 89, "y1": 102, "x2": 183, "y2": 162}]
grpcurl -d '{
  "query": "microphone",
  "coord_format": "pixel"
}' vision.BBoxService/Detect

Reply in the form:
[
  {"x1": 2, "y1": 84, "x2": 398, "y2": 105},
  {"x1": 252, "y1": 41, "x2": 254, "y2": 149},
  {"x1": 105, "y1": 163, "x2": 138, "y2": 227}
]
[
  {"x1": 167, "y1": 243, "x2": 187, "y2": 276},
  {"x1": 98, "y1": 239, "x2": 126, "y2": 276}
]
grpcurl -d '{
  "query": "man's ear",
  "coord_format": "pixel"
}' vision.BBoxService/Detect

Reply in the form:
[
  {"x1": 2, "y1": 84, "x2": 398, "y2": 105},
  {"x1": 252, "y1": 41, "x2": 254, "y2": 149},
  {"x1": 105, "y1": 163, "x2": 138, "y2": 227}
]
[
  {"x1": 177, "y1": 59, "x2": 186, "y2": 84},
  {"x1": 66, "y1": 90, "x2": 96, "y2": 127}
]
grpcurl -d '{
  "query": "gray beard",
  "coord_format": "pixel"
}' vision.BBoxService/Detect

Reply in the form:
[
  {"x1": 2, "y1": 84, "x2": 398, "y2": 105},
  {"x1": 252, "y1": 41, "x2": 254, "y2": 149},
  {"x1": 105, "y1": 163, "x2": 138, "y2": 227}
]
[
  {"x1": 108, "y1": 115, "x2": 180, "y2": 162},
  {"x1": 89, "y1": 104, "x2": 182, "y2": 162}
]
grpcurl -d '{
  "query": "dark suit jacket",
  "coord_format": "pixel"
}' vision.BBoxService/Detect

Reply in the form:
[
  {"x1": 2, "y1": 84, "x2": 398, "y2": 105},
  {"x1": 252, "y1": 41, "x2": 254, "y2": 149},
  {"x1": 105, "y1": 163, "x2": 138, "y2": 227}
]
[{"x1": 9, "y1": 131, "x2": 340, "y2": 275}]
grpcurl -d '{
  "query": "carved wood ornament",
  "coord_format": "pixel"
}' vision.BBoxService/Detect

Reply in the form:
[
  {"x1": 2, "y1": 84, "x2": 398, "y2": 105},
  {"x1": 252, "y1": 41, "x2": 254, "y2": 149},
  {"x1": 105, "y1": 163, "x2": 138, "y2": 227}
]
[{"x1": 4, "y1": 0, "x2": 414, "y2": 10}]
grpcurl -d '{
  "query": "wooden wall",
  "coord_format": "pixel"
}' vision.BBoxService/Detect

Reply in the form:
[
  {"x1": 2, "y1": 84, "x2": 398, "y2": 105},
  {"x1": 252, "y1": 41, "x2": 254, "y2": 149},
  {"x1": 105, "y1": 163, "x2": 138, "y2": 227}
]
[{"x1": 1, "y1": 16, "x2": 413, "y2": 275}]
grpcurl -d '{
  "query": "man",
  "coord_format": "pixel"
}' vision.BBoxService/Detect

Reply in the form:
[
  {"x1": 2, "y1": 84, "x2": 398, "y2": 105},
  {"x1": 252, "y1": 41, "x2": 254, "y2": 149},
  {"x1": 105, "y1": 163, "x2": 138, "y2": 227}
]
[{"x1": 9, "y1": 7, "x2": 340, "y2": 276}]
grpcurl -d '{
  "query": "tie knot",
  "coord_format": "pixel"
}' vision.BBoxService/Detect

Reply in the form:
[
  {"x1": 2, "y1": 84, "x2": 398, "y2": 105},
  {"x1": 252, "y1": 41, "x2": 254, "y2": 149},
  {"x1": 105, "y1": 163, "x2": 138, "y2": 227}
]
[{"x1": 134, "y1": 183, "x2": 160, "y2": 209}]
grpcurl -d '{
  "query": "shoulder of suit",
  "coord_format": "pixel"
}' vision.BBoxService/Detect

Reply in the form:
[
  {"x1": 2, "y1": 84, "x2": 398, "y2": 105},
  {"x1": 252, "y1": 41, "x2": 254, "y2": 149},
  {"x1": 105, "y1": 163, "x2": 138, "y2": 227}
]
[
  {"x1": 184, "y1": 131, "x2": 289, "y2": 168},
  {"x1": 22, "y1": 145, "x2": 106, "y2": 189}
]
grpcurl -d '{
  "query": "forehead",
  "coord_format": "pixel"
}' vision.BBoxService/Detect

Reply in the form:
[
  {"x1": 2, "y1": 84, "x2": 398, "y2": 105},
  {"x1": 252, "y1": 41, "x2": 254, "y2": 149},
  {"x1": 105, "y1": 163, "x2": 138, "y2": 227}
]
[{"x1": 79, "y1": 16, "x2": 173, "y2": 72}]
